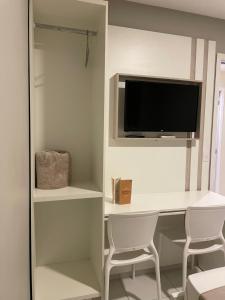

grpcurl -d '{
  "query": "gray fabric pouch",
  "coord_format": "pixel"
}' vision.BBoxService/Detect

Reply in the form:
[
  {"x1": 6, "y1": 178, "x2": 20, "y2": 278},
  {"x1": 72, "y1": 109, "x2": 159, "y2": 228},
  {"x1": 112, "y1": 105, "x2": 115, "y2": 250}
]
[{"x1": 36, "y1": 150, "x2": 70, "y2": 189}]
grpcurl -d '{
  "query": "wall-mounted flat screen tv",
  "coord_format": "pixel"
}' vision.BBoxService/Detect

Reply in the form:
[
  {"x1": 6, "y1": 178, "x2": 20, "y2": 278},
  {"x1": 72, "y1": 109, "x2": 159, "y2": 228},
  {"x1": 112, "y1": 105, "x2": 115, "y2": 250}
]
[{"x1": 124, "y1": 79, "x2": 201, "y2": 132}]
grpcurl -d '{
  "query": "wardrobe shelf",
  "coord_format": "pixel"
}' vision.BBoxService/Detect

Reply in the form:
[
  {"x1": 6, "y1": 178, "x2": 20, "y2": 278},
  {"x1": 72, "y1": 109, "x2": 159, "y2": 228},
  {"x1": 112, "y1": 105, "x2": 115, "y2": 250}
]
[
  {"x1": 35, "y1": 259, "x2": 100, "y2": 300},
  {"x1": 33, "y1": 184, "x2": 103, "y2": 203}
]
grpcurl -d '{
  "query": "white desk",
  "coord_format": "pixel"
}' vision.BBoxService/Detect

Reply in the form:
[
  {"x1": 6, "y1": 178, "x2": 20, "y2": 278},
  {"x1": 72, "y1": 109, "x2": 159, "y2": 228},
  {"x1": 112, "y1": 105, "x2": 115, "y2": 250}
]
[{"x1": 104, "y1": 191, "x2": 225, "y2": 217}]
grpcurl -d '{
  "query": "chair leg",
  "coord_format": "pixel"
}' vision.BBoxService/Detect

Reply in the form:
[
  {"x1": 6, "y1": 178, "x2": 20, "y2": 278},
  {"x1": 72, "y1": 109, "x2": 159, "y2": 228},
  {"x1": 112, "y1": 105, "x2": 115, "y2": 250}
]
[
  {"x1": 182, "y1": 253, "x2": 188, "y2": 292},
  {"x1": 155, "y1": 257, "x2": 162, "y2": 300},
  {"x1": 158, "y1": 232, "x2": 163, "y2": 259},
  {"x1": 105, "y1": 264, "x2": 112, "y2": 300},
  {"x1": 132, "y1": 264, "x2": 136, "y2": 280},
  {"x1": 222, "y1": 247, "x2": 225, "y2": 263}
]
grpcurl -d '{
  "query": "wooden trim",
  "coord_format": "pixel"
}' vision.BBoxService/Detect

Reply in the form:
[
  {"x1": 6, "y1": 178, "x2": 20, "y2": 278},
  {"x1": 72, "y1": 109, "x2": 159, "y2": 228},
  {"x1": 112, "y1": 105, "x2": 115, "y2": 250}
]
[{"x1": 197, "y1": 41, "x2": 209, "y2": 190}]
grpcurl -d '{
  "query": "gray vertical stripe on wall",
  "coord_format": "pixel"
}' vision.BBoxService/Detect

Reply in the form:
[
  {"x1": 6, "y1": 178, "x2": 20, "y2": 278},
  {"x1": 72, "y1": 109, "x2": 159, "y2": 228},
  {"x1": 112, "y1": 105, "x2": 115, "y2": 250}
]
[
  {"x1": 190, "y1": 38, "x2": 197, "y2": 81},
  {"x1": 185, "y1": 38, "x2": 197, "y2": 191},
  {"x1": 197, "y1": 40, "x2": 209, "y2": 190},
  {"x1": 208, "y1": 55, "x2": 217, "y2": 190}
]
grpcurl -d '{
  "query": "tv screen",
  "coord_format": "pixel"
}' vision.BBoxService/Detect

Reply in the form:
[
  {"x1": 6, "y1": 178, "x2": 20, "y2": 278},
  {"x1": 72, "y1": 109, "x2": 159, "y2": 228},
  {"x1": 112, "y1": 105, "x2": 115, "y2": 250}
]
[{"x1": 124, "y1": 80, "x2": 200, "y2": 132}]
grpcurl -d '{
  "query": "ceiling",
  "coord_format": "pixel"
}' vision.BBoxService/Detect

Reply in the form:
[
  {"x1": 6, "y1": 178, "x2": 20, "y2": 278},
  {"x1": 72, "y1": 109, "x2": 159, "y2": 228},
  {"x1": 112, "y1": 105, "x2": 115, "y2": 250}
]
[{"x1": 127, "y1": 0, "x2": 225, "y2": 20}]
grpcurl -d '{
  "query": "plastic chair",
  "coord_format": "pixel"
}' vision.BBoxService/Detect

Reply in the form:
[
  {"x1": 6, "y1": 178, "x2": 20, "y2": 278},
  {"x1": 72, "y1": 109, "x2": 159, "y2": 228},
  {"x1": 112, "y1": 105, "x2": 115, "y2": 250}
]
[
  {"x1": 105, "y1": 211, "x2": 161, "y2": 300},
  {"x1": 160, "y1": 205, "x2": 225, "y2": 294}
]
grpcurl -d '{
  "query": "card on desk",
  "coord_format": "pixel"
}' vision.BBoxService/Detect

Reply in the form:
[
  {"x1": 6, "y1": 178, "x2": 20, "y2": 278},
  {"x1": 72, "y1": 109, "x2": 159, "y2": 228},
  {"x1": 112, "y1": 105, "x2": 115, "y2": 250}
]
[
  {"x1": 118, "y1": 180, "x2": 132, "y2": 204},
  {"x1": 112, "y1": 178, "x2": 132, "y2": 205}
]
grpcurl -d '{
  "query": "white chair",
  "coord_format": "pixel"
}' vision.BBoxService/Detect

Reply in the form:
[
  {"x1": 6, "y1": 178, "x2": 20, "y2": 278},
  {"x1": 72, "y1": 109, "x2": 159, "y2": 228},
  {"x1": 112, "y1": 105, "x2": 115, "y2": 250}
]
[
  {"x1": 105, "y1": 211, "x2": 162, "y2": 300},
  {"x1": 160, "y1": 205, "x2": 225, "y2": 293},
  {"x1": 186, "y1": 267, "x2": 225, "y2": 300}
]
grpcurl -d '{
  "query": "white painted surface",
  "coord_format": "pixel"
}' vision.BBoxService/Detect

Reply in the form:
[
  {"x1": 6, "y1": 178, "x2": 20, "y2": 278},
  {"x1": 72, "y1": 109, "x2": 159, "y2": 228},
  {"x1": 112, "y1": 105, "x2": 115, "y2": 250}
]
[
  {"x1": 216, "y1": 72, "x2": 225, "y2": 195},
  {"x1": 106, "y1": 146, "x2": 187, "y2": 195},
  {"x1": 35, "y1": 200, "x2": 91, "y2": 266},
  {"x1": 187, "y1": 267, "x2": 225, "y2": 298},
  {"x1": 195, "y1": 39, "x2": 205, "y2": 82},
  {"x1": 35, "y1": 260, "x2": 100, "y2": 300},
  {"x1": 127, "y1": 0, "x2": 225, "y2": 20},
  {"x1": 104, "y1": 191, "x2": 225, "y2": 215},
  {"x1": 105, "y1": 26, "x2": 192, "y2": 196},
  {"x1": 210, "y1": 54, "x2": 223, "y2": 192},
  {"x1": 89, "y1": 4, "x2": 107, "y2": 287},
  {"x1": 0, "y1": 1, "x2": 29, "y2": 299},
  {"x1": 34, "y1": 185, "x2": 103, "y2": 202},
  {"x1": 34, "y1": 29, "x2": 93, "y2": 184},
  {"x1": 199, "y1": 55, "x2": 225, "y2": 269},
  {"x1": 193, "y1": 191, "x2": 225, "y2": 206},
  {"x1": 210, "y1": 53, "x2": 225, "y2": 196},
  {"x1": 90, "y1": 8, "x2": 107, "y2": 190},
  {"x1": 108, "y1": 26, "x2": 192, "y2": 79},
  {"x1": 105, "y1": 26, "x2": 216, "y2": 197},
  {"x1": 219, "y1": 97, "x2": 225, "y2": 195},
  {"x1": 31, "y1": 1, "x2": 107, "y2": 298},
  {"x1": 90, "y1": 197, "x2": 104, "y2": 288},
  {"x1": 214, "y1": 89, "x2": 225, "y2": 192},
  {"x1": 34, "y1": 0, "x2": 105, "y2": 30},
  {"x1": 33, "y1": 2, "x2": 106, "y2": 189}
]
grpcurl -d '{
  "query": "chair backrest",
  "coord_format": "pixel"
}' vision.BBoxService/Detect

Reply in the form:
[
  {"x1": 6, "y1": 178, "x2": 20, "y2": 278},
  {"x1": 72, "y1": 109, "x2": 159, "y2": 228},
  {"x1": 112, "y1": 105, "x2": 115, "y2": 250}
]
[
  {"x1": 107, "y1": 211, "x2": 159, "y2": 252},
  {"x1": 186, "y1": 206, "x2": 225, "y2": 242}
]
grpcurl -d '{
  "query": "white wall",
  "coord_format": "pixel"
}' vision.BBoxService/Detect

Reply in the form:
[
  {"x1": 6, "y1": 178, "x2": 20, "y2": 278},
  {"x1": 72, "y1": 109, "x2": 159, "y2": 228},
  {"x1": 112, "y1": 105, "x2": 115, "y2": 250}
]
[
  {"x1": 211, "y1": 56, "x2": 225, "y2": 196},
  {"x1": 219, "y1": 82, "x2": 225, "y2": 195},
  {"x1": 104, "y1": 25, "x2": 216, "y2": 197},
  {"x1": 0, "y1": 1, "x2": 29, "y2": 299},
  {"x1": 104, "y1": 25, "x2": 216, "y2": 268},
  {"x1": 215, "y1": 65, "x2": 225, "y2": 196}
]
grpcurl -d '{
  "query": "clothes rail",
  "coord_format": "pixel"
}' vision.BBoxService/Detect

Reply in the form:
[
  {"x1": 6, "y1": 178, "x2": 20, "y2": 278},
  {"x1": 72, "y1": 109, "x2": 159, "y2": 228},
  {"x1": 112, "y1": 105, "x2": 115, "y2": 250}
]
[
  {"x1": 35, "y1": 23, "x2": 97, "y2": 36},
  {"x1": 35, "y1": 23, "x2": 97, "y2": 67}
]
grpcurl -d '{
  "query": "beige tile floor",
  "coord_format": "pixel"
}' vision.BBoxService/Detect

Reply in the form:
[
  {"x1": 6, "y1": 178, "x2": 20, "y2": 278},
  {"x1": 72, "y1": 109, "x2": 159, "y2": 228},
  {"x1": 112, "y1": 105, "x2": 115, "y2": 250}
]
[{"x1": 109, "y1": 268, "x2": 185, "y2": 300}]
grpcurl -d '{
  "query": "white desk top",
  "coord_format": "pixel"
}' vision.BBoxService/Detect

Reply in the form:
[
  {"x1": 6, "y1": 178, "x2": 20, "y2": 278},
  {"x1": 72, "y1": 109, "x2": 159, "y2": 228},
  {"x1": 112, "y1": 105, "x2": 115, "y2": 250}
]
[{"x1": 104, "y1": 191, "x2": 225, "y2": 216}]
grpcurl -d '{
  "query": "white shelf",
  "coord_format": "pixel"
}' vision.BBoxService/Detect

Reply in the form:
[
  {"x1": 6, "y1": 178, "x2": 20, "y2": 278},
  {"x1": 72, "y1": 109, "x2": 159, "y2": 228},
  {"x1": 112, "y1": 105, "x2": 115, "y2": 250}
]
[
  {"x1": 33, "y1": 184, "x2": 103, "y2": 203},
  {"x1": 35, "y1": 260, "x2": 101, "y2": 300}
]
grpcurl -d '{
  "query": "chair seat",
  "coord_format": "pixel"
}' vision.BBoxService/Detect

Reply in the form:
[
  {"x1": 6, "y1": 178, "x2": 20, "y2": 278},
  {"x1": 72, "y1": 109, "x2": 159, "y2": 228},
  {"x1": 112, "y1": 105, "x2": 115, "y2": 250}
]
[
  {"x1": 105, "y1": 248, "x2": 154, "y2": 267},
  {"x1": 188, "y1": 243, "x2": 224, "y2": 255},
  {"x1": 161, "y1": 229, "x2": 223, "y2": 254},
  {"x1": 186, "y1": 267, "x2": 225, "y2": 300}
]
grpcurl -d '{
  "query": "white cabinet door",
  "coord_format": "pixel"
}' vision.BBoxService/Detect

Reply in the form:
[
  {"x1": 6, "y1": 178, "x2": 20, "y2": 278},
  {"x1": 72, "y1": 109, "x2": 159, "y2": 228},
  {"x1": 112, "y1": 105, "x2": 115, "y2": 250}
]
[{"x1": 0, "y1": 1, "x2": 29, "y2": 299}]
